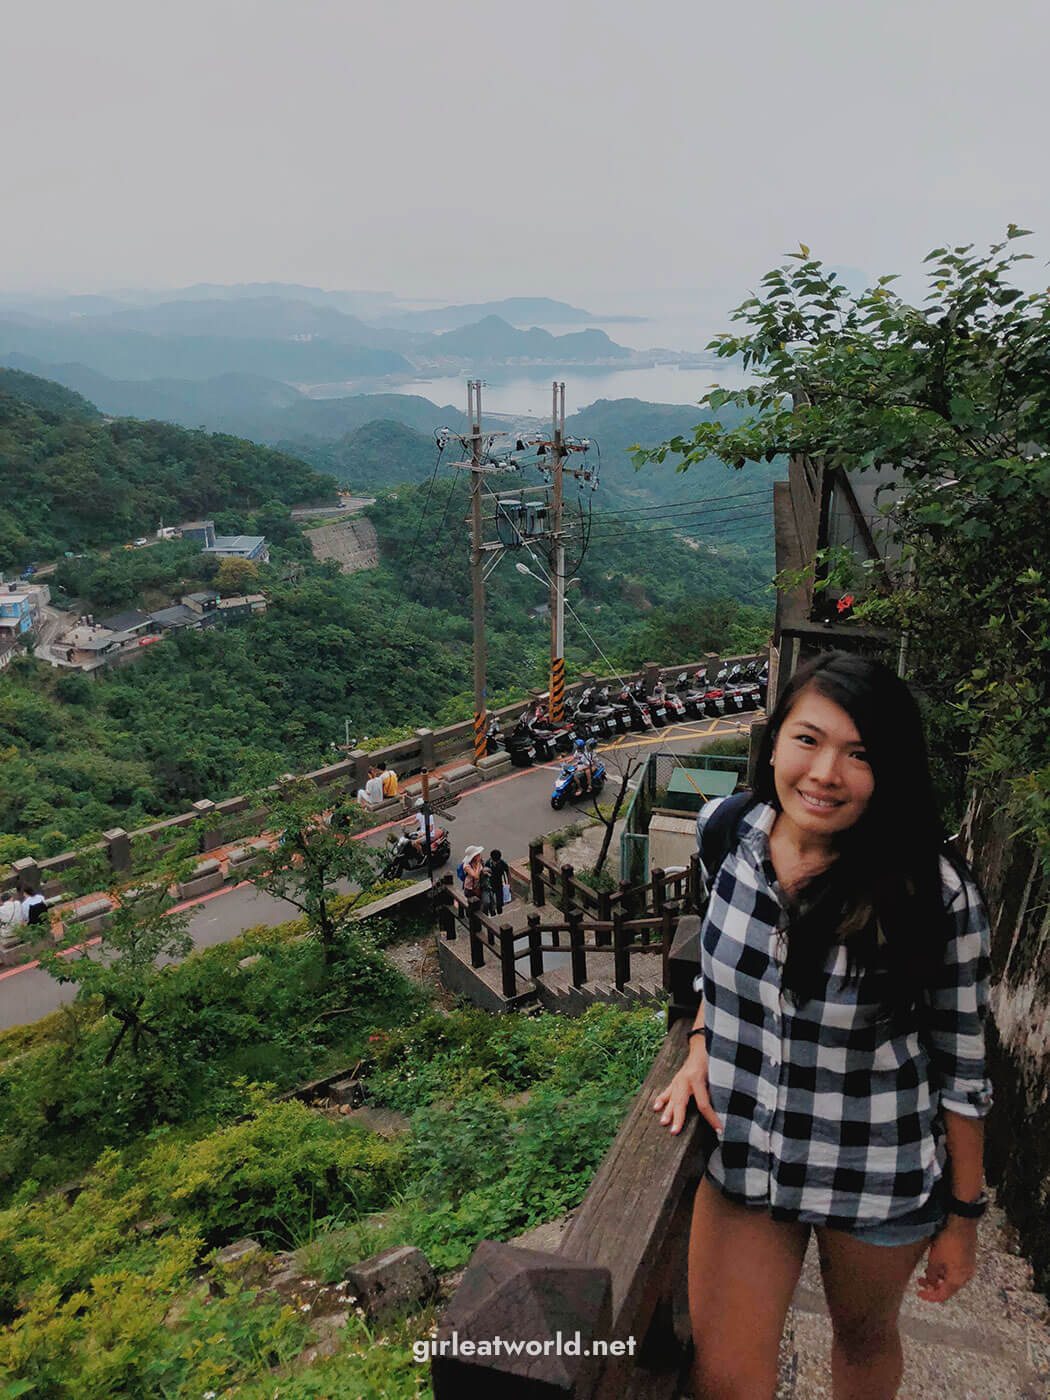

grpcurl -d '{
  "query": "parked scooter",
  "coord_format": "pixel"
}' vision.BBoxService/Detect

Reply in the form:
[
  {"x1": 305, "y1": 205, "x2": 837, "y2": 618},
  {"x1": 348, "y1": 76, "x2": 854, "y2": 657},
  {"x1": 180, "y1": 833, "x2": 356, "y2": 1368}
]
[
  {"x1": 384, "y1": 822, "x2": 451, "y2": 877},
  {"x1": 551, "y1": 740, "x2": 607, "y2": 810},
  {"x1": 504, "y1": 714, "x2": 538, "y2": 767},
  {"x1": 597, "y1": 685, "x2": 632, "y2": 733},
  {"x1": 633, "y1": 679, "x2": 668, "y2": 727},
  {"x1": 614, "y1": 685, "x2": 654, "y2": 731},
  {"x1": 576, "y1": 685, "x2": 620, "y2": 737},
  {"x1": 702, "y1": 685, "x2": 727, "y2": 718}
]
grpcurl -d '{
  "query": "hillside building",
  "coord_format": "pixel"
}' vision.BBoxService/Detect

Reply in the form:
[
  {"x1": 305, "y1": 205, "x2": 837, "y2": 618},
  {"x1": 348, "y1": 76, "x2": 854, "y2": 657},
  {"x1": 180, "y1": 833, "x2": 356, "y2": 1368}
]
[
  {"x1": 179, "y1": 520, "x2": 216, "y2": 547},
  {"x1": 203, "y1": 534, "x2": 269, "y2": 563}
]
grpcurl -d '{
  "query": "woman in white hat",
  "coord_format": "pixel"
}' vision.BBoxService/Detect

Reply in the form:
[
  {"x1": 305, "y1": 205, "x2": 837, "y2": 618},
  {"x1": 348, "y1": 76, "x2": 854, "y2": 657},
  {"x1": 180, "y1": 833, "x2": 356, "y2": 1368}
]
[{"x1": 461, "y1": 845, "x2": 485, "y2": 901}]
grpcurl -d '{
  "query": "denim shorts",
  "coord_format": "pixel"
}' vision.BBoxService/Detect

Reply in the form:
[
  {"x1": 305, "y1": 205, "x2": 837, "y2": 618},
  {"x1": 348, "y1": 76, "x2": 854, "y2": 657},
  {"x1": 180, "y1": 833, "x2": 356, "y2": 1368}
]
[{"x1": 833, "y1": 1187, "x2": 947, "y2": 1248}]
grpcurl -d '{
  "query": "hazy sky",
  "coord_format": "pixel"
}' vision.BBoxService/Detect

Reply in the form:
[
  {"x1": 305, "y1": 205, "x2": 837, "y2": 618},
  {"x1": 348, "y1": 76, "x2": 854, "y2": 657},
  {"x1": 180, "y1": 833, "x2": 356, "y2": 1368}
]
[{"x1": 4, "y1": 0, "x2": 1049, "y2": 313}]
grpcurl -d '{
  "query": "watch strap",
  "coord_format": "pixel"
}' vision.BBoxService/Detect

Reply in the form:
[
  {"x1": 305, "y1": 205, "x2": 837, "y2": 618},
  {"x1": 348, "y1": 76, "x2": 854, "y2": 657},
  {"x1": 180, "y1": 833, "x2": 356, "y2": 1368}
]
[{"x1": 946, "y1": 1191, "x2": 989, "y2": 1219}]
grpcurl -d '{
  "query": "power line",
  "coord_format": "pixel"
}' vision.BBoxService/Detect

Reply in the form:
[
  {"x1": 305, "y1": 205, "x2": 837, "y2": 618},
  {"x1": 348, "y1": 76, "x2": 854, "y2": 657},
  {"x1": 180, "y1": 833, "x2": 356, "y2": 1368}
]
[
  {"x1": 588, "y1": 508, "x2": 773, "y2": 543},
  {"x1": 589, "y1": 487, "x2": 773, "y2": 520}
]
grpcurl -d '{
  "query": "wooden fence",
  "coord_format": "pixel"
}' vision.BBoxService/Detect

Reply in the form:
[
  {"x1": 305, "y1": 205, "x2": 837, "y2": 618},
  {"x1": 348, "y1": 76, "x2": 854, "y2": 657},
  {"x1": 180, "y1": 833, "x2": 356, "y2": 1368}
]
[{"x1": 437, "y1": 850, "x2": 703, "y2": 998}]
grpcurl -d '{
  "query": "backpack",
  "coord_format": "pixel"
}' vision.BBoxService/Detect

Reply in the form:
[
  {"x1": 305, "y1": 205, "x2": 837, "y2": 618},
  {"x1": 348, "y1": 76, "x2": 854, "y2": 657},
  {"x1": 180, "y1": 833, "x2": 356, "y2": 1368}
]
[
  {"x1": 698, "y1": 791, "x2": 757, "y2": 881},
  {"x1": 455, "y1": 862, "x2": 465, "y2": 884},
  {"x1": 26, "y1": 898, "x2": 49, "y2": 927}
]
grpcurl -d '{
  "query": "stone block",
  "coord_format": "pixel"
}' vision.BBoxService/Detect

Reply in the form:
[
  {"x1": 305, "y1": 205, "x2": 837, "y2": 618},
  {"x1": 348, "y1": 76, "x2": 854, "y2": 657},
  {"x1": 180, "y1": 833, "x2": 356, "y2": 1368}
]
[
  {"x1": 213, "y1": 1238, "x2": 261, "y2": 1266},
  {"x1": 177, "y1": 858, "x2": 224, "y2": 900},
  {"x1": 476, "y1": 751, "x2": 511, "y2": 777},
  {"x1": 345, "y1": 1244, "x2": 437, "y2": 1322},
  {"x1": 71, "y1": 898, "x2": 115, "y2": 937},
  {"x1": 238, "y1": 954, "x2": 262, "y2": 969},
  {"x1": 445, "y1": 764, "x2": 481, "y2": 795}
]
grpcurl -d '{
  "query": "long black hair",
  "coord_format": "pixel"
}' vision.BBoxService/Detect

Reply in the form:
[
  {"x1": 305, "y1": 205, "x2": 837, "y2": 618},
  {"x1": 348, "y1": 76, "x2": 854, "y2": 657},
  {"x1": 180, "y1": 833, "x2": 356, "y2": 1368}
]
[{"x1": 754, "y1": 651, "x2": 950, "y2": 1015}]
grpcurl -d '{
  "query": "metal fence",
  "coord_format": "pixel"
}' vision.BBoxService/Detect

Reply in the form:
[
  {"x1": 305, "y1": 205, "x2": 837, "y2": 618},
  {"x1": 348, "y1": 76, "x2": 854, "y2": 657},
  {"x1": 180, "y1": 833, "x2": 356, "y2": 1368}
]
[{"x1": 619, "y1": 749, "x2": 749, "y2": 884}]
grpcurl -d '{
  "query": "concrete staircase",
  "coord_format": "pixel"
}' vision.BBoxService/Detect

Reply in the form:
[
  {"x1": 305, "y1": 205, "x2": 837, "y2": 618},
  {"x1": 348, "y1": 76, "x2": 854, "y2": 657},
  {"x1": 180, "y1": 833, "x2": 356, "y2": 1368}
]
[
  {"x1": 767, "y1": 1206, "x2": 1050, "y2": 1399},
  {"x1": 437, "y1": 894, "x2": 669, "y2": 1016},
  {"x1": 534, "y1": 950, "x2": 666, "y2": 1015}
]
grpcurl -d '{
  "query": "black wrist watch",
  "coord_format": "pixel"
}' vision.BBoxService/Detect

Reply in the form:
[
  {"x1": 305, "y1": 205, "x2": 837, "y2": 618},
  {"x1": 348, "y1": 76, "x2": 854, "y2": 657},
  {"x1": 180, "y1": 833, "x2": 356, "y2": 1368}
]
[{"x1": 946, "y1": 1191, "x2": 989, "y2": 1219}]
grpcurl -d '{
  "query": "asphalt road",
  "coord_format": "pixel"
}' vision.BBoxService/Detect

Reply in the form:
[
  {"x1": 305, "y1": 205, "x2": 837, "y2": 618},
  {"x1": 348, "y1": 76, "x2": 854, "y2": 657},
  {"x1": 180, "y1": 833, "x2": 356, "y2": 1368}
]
[{"x1": 0, "y1": 714, "x2": 750, "y2": 1030}]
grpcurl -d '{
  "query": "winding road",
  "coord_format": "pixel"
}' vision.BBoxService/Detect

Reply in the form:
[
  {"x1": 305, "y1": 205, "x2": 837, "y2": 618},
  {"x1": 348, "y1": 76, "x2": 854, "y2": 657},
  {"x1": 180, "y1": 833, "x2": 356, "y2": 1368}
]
[{"x1": 0, "y1": 715, "x2": 750, "y2": 1030}]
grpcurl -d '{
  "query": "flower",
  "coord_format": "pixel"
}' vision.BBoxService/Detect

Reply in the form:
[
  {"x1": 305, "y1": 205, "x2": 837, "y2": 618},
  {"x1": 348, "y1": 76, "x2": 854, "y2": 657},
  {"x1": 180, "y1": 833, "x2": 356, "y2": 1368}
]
[{"x1": 836, "y1": 594, "x2": 855, "y2": 614}]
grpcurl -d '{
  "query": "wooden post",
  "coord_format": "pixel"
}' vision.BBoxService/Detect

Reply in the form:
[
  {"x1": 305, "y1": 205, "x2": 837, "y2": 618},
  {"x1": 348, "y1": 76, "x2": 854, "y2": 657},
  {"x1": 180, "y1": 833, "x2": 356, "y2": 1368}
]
[
  {"x1": 618, "y1": 877, "x2": 634, "y2": 924},
  {"x1": 529, "y1": 839, "x2": 545, "y2": 907},
  {"x1": 652, "y1": 866, "x2": 666, "y2": 915},
  {"x1": 568, "y1": 908, "x2": 586, "y2": 987},
  {"x1": 527, "y1": 912, "x2": 543, "y2": 979},
  {"x1": 687, "y1": 851, "x2": 703, "y2": 913},
  {"x1": 613, "y1": 909, "x2": 630, "y2": 991},
  {"x1": 662, "y1": 900, "x2": 678, "y2": 987},
  {"x1": 499, "y1": 923, "x2": 517, "y2": 999},
  {"x1": 438, "y1": 875, "x2": 456, "y2": 940},
  {"x1": 560, "y1": 862, "x2": 574, "y2": 913},
  {"x1": 468, "y1": 900, "x2": 485, "y2": 969}
]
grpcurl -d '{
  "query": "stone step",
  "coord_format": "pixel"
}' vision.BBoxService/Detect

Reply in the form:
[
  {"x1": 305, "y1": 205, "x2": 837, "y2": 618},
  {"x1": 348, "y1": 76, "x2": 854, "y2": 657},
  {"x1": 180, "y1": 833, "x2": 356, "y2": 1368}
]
[{"x1": 675, "y1": 1207, "x2": 1050, "y2": 1398}]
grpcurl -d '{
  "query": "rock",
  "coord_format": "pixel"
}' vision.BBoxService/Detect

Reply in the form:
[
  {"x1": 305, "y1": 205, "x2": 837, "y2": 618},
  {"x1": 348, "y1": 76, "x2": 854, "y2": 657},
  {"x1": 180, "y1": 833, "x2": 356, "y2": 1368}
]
[
  {"x1": 237, "y1": 953, "x2": 262, "y2": 969},
  {"x1": 213, "y1": 1238, "x2": 261, "y2": 1267},
  {"x1": 313, "y1": 1311, "x2": 350, "y2": 1337},
  {"x1": 163, "y1": 1278, "x2": 212, "y2": 1328},
  {"x1": 346, "y1": 1245, "x2": 438, "y2": 1322},
  {"x1": 328, "y1": 1076, "x2": 363, "y2": 1106},
  {"x1": 296, "y1": 1336, "x2": 340, "y2": 1366},
  {"x1": 270, "y1": 1267, "x2": 306, "y2": 1294}
]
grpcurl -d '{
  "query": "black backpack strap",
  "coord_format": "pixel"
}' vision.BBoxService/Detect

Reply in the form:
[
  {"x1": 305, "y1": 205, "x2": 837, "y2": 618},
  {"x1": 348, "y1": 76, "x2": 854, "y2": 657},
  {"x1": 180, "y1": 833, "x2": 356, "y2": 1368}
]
[{"x1": 699, "y1": 790, "x2": 756, "y2": 880}]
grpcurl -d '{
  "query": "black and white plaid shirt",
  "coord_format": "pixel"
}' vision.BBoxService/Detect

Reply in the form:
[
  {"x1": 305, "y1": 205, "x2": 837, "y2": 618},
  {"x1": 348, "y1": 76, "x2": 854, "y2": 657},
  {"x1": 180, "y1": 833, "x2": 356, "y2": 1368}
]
[{"x1": 696, "y1": 798, "x2": 992, "y2": 1227}]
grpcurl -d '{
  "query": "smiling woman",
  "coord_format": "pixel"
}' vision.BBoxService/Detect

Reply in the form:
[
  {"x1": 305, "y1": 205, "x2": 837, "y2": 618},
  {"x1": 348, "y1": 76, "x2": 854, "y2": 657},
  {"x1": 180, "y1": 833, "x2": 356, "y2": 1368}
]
[{"x1": 653, "y1": 651, "x2": 992, "y2": 1400}]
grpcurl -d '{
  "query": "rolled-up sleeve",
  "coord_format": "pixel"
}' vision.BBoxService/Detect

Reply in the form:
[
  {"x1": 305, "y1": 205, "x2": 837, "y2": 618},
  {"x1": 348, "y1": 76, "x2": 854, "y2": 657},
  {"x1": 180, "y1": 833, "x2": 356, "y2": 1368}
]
[{"x1": 923, "y1": 861, "x2": 993, "y2": 1118}]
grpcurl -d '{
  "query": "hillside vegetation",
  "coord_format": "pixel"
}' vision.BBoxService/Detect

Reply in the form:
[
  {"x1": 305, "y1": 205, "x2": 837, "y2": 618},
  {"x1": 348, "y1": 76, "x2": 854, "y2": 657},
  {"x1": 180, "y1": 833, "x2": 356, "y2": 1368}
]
[
  {"x1": 0, "y1": 371, "x2": 772, "y2": 859},
  {"x1": 0, "y1": 370, "x2": 337, "y2": 569}
]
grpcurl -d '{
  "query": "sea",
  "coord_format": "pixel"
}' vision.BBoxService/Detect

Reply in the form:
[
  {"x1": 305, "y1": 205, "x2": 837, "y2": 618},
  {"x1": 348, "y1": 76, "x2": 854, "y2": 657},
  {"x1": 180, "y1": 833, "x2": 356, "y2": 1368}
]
[{"x1": 356, "y1": 288, "x2": 755, "y2": 417}]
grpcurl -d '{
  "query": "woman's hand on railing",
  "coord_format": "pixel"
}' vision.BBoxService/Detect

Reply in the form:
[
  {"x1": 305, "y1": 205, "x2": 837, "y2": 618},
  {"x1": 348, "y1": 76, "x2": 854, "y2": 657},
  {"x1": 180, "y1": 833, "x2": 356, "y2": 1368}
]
[{"x1": 651, "y1": 1035, "x2": 723, "y2": 1136}]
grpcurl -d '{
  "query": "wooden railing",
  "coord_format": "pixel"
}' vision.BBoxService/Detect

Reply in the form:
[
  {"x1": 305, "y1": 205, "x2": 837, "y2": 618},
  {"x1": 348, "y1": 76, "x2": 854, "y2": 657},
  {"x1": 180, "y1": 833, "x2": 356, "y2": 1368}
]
[
  {"x1": 432, "y1": 917, "x2": 710, "y2": 1398},
  {"x1": 436, "y1": 854, "x2": 702, "y2": 998}
]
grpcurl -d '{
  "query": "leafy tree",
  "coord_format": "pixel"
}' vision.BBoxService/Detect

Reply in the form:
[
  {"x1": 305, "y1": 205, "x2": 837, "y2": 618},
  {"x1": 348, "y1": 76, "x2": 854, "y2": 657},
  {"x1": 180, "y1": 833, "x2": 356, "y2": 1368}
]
[
  {"x1": 214, "y1": 555, "x2": 260, "y2": 596},
  {"x1": 637, "y1": 229, "x2": 1050, "y2": 852},
  {"x1": 39, "y1": 846, "x2": 196, "y2": 1064},
  {"x1": 247, "y1": 777, "x2": 384, "y2": 965}
]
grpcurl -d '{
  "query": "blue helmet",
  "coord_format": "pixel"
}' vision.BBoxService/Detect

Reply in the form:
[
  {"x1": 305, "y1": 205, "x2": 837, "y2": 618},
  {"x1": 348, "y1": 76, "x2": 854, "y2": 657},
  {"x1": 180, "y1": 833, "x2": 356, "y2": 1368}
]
[{"x1": 574, "y1": 738, "x2": 586, "y2": 751}]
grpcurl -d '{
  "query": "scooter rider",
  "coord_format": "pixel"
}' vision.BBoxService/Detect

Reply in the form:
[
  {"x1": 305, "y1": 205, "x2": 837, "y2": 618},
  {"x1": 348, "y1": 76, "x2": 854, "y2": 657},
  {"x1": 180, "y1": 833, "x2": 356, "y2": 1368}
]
[
  {"x1": 407, "y1": 798, "x2": 431, "y2": 859},
  {"x1": 571, "y1": 738, "x2": 596, "y2": 797}
]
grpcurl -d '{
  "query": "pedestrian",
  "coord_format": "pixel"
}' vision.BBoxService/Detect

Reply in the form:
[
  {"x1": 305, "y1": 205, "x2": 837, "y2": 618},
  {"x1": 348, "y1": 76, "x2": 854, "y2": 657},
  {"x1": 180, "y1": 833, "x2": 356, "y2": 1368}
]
[
  {"x1": 486, "y1": 849, "x2": 511, "y2": 914},
  {"x1": 356, "y1": 766, "x2": 384, "y2": 809},
  {"x1": 18, "y1": 883, "x2": 48, "y2": 928},
  {"x1": 0, "y1": 887, "x2": 23, "y2": 943},
  {"x1": 460, "y1": 845, "x2": 485, "y2": 902},
  {"x1": 653, "y1": 651, "x2": 991, "y2": 1400}
]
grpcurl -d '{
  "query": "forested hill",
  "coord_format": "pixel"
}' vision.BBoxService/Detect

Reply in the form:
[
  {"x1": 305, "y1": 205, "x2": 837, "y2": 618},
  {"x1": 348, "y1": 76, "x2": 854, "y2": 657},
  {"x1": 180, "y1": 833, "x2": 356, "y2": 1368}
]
[{"x1": 0, "y1": 370, "x2": 338, "y2": 569}]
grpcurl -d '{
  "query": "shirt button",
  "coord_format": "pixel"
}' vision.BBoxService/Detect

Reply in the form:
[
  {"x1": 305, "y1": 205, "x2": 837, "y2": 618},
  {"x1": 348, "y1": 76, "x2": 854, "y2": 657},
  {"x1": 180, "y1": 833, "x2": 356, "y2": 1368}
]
[{"x1": 768, "y1": 1056, "x2": 779, "y2": 1069}]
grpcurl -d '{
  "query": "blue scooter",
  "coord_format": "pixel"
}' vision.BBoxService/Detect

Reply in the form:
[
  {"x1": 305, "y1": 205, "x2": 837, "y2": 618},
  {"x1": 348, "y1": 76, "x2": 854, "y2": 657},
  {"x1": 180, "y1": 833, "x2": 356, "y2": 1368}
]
[{"x1": 551, "y1": 741, "x2": 607, "y2": 810}]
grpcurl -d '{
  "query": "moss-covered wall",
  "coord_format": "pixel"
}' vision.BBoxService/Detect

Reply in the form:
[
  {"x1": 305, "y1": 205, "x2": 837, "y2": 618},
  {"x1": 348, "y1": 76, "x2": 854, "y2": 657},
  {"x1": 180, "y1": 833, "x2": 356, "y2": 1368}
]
[{"x1": 960, "y1": 790, "x2": 1050, "y2": 1294}]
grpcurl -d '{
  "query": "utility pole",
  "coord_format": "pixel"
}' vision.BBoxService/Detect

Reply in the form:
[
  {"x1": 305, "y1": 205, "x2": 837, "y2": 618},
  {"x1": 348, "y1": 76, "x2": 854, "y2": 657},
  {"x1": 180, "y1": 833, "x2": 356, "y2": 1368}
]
[
  {"x1": 548, "y1": 381, "x2": 566, "y2": 725},
  {"x1": 468, "y1": 380, "x2": 488, "y2": 765}
]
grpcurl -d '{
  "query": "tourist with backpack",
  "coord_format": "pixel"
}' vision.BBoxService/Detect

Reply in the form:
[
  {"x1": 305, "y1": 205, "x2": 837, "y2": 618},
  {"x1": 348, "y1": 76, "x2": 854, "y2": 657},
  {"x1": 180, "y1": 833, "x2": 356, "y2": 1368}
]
[
  {"x1": 19, "y1": 884, "x2": 48, "y2": 928},
  {"x1": 653, "y1": 652, "x2": 991, "y2": 1400}
]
